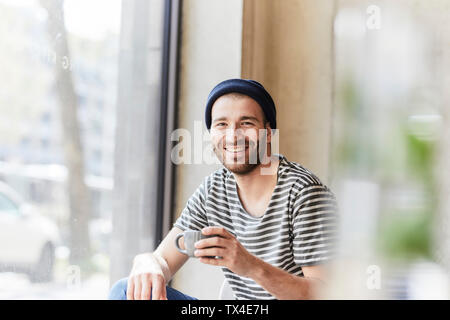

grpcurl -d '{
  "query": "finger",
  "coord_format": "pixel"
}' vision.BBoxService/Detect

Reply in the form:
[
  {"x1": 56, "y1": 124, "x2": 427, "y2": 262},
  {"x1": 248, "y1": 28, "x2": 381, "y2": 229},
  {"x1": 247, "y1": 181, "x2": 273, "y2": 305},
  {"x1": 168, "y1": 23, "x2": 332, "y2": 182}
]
[
  {"x1": 202, "y1": 226, "x2": 232, "y2": 238},
  {"x1": 194, "y1": 247, "x2": 225, "y2": 258},
  {"x1": 141, "y1": 275, "x2": 152, "y2": 300},
  {"x1": 126, "y1": 277, "x2": 135, "y2": 300},
  {"x1": 161, "y1": 283, "x2": 168, "y2": 300},
  {"x1": 199, "y1": 256, "x2": 223, "y2": 266},
  {"x1": 195, "y1": 236, "x2": 226, "y2": 249},
  {"x1": 134, "y1": 277, "x2": 142, "y2": 300},
  {"x1": 151, "y1": 274, "x2": 165, "y2": 300}
]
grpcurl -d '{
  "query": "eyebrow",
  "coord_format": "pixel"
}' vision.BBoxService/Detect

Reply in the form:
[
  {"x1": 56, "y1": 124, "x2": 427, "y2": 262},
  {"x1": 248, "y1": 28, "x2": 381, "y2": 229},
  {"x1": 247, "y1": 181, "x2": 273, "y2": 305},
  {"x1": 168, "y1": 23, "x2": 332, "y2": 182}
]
[{"x1": 212, "y1": 116, "x2": 261, "y2": 123}]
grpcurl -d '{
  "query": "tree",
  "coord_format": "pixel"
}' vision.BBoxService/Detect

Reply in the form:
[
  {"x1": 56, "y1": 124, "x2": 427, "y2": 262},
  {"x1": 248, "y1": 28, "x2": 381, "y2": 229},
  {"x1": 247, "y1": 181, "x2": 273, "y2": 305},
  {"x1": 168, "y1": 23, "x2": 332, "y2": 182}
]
[{"x1": 40, "y1": 0, "x2": 92, "y2": 267}]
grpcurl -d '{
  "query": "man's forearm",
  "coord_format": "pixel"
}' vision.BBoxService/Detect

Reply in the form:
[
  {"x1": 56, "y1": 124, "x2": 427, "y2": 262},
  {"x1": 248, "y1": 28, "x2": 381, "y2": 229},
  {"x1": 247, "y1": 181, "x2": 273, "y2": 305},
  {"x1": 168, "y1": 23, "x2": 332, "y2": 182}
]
[
  {"x1": 153, "y1": 227, "x2": 189, "y2": 282},
  {"x1": 248, "y1": 256, "x2": 324, "y2": 300}
]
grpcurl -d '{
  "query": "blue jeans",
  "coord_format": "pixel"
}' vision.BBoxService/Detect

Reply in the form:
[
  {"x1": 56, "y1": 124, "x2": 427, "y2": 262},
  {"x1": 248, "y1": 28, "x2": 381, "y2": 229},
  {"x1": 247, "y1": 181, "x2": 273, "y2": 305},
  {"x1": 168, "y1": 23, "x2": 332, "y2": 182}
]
[{"x1": 108, "y1": 277, "x2": 198, "y2": 300}]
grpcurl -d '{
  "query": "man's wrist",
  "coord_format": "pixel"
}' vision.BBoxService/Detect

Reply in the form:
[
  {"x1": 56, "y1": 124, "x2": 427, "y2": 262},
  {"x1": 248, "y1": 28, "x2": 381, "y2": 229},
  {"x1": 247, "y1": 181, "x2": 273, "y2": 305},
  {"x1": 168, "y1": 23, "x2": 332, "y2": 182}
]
[
  {"x1": 246, "y1": 255, "x2": 268, "y2": 281},
  {"x1": 131, "y1": 252, "x2": 171, "y2": 282},
  {"x1": 153, "y1": 253, "x2": 171, "y2": 282}
]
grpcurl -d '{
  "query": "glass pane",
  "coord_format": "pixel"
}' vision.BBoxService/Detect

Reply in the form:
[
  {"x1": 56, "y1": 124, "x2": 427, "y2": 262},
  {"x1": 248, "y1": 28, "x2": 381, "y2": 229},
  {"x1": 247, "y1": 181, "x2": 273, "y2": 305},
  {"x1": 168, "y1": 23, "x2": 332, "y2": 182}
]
[
  {"x1": 331, "y1": 0, "x2": 449, "y2": 299},
  {"x1": 0, "y1": 0, "x2": 121, "y2": 298},
  {"x1": 0, "y1": 193, "x2": 19, "y2": 213}
]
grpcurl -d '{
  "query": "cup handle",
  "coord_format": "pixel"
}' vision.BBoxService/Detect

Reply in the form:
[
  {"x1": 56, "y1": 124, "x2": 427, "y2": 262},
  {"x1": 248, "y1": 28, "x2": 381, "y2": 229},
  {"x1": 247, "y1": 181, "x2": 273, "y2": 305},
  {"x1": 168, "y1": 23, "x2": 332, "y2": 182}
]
[{"x1": 174, "y1": 233, "x2": 187, "y2": 255}]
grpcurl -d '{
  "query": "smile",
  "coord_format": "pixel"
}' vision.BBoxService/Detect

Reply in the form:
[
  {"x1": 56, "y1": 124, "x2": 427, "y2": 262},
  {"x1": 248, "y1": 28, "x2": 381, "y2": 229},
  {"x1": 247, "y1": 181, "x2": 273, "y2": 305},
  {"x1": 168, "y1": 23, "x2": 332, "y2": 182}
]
[{"x1": 224, "y1": 145, "x2": 249, "y2": 153}]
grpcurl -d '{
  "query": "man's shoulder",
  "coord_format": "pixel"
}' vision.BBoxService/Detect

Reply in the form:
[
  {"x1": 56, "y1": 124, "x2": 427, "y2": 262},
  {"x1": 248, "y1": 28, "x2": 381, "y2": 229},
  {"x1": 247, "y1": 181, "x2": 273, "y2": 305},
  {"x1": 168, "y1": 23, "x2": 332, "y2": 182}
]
[
  {"x1": 280, "y1": 157, "x2": 337, "y2": 207},
  {"x1": 280, "y1": 155, "x2": 325, "y2": 188}
]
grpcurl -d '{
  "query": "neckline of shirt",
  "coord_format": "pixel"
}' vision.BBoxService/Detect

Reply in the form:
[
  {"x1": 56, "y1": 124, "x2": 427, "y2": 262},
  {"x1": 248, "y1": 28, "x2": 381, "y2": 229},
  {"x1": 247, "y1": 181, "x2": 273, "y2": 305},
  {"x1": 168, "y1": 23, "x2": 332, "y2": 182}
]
[{"x1": 225, "y1": 154, "x2": 288, "y2": 220}]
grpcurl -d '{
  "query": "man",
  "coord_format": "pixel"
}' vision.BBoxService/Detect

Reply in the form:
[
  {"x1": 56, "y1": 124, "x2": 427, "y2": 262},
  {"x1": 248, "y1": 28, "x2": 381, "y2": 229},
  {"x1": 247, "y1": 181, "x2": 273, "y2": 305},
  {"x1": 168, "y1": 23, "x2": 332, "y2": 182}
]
[{"x1": 109, "y1": 79, "x2": 338, "y2": 300}]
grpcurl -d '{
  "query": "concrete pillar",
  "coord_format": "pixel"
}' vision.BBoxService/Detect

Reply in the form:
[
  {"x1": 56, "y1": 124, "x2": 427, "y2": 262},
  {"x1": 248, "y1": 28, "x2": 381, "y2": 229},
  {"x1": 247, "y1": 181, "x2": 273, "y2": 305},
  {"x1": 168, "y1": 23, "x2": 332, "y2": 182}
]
[{"x1": 242, "y1": 0, "x2": 336, "y2": 183}]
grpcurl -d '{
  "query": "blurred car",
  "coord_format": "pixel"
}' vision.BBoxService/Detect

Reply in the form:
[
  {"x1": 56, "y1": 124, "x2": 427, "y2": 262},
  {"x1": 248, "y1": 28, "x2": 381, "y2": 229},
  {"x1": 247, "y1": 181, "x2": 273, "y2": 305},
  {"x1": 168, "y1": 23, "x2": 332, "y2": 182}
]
[{"x1": 0, "y1": 181, "x2": 60, "y2": 282}]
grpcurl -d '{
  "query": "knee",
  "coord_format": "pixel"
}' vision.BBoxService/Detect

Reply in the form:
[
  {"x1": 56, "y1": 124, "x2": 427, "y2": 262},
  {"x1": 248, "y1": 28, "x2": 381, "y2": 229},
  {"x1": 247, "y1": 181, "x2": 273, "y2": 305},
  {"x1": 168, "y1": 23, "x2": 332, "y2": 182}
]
[{"x1": 108, "y1": 277, "x2": 128, "y2": 300}]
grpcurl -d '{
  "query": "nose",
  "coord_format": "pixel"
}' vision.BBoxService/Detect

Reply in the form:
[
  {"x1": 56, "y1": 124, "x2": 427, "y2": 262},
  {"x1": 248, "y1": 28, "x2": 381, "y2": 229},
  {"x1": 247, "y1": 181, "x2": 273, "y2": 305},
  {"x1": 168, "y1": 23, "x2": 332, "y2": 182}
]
[{"x1": 224, "y1": 127, "x2": 246, "y2": 147}]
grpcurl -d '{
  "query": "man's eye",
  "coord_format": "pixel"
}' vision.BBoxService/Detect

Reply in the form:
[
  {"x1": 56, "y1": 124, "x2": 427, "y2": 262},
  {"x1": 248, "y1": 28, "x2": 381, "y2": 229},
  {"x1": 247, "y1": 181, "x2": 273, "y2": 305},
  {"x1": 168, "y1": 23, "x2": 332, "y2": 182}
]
[
  {"x1": 216, "y1": 122, "x2": 226, "y2": 127},
  {"x1": 241, "y1": 121, "x2": 253, "y2": 126}
]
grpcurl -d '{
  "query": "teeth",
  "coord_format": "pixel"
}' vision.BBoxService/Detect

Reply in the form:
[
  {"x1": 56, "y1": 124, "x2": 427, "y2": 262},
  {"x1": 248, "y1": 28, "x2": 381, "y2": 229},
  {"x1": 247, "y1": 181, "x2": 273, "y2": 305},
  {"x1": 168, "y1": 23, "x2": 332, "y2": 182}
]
[{"x1": 225, "y1": 146, "x2": 247, "y2": 152}]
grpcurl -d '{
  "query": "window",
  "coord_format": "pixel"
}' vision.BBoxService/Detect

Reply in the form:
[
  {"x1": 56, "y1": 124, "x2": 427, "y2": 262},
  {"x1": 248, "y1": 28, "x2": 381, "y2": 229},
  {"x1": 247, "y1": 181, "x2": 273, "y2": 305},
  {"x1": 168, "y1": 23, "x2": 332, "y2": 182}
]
[
  {"x1": 331, "y1": 0, "x2": 449, "y2": 299},
  {"x1": 0, "y1": 193, "x2": 19, "y2": 214},
  {"x1": 0, "y1": 0, "x2": 178, "y2": 299}
]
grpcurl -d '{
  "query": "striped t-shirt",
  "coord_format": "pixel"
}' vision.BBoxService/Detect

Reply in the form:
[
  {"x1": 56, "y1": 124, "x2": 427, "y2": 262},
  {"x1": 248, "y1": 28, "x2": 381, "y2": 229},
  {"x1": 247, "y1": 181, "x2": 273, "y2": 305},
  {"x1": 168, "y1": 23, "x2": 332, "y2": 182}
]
[{"x1": 173, "y1": 154, "x2": 338, "y2": 300}]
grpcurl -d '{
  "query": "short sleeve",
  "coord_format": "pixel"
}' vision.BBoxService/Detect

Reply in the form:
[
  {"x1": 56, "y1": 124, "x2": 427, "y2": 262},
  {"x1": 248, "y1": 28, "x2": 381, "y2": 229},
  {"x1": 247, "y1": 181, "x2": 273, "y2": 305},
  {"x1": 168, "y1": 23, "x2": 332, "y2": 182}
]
[
  {"x1": 292, "y1": 183, "x2": 338, "y2": 267},
  {"x1": 173, "y1": 177, "x2": 209, "y2": 231}
]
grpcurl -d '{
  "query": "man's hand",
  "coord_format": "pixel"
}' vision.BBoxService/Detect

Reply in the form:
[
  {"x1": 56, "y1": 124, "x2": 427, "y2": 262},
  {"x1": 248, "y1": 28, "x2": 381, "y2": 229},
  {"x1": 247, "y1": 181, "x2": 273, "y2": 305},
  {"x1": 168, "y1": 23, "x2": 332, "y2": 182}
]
[
  {"x1": 127, "y1": 253, "x2": 170, "y2": 300},
  {"x1": 194, "y1": 226, "x2": 258, "y2": 277}
]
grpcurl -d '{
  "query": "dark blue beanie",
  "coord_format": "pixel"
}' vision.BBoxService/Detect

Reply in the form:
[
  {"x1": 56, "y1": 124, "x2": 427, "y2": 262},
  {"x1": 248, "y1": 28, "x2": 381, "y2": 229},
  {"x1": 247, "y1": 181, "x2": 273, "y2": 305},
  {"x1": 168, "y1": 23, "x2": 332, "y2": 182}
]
[{"x1": 205, "y1": 79, "x2": 277, "y2": 130}]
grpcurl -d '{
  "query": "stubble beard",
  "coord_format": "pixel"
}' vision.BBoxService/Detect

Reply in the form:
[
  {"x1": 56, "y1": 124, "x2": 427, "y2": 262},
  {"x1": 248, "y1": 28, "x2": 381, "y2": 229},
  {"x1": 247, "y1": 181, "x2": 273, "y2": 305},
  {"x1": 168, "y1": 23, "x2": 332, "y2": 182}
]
[{"x1": 213, "y1": 138, "x2": 267, "y2": 175}]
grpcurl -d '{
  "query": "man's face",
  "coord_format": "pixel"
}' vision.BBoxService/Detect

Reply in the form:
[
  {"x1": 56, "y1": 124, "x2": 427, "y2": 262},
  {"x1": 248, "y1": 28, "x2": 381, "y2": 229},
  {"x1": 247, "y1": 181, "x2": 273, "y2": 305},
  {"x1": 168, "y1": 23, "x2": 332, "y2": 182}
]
[{"x1": 210, "y1": 94, "x2": 271, "y2": 175}]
